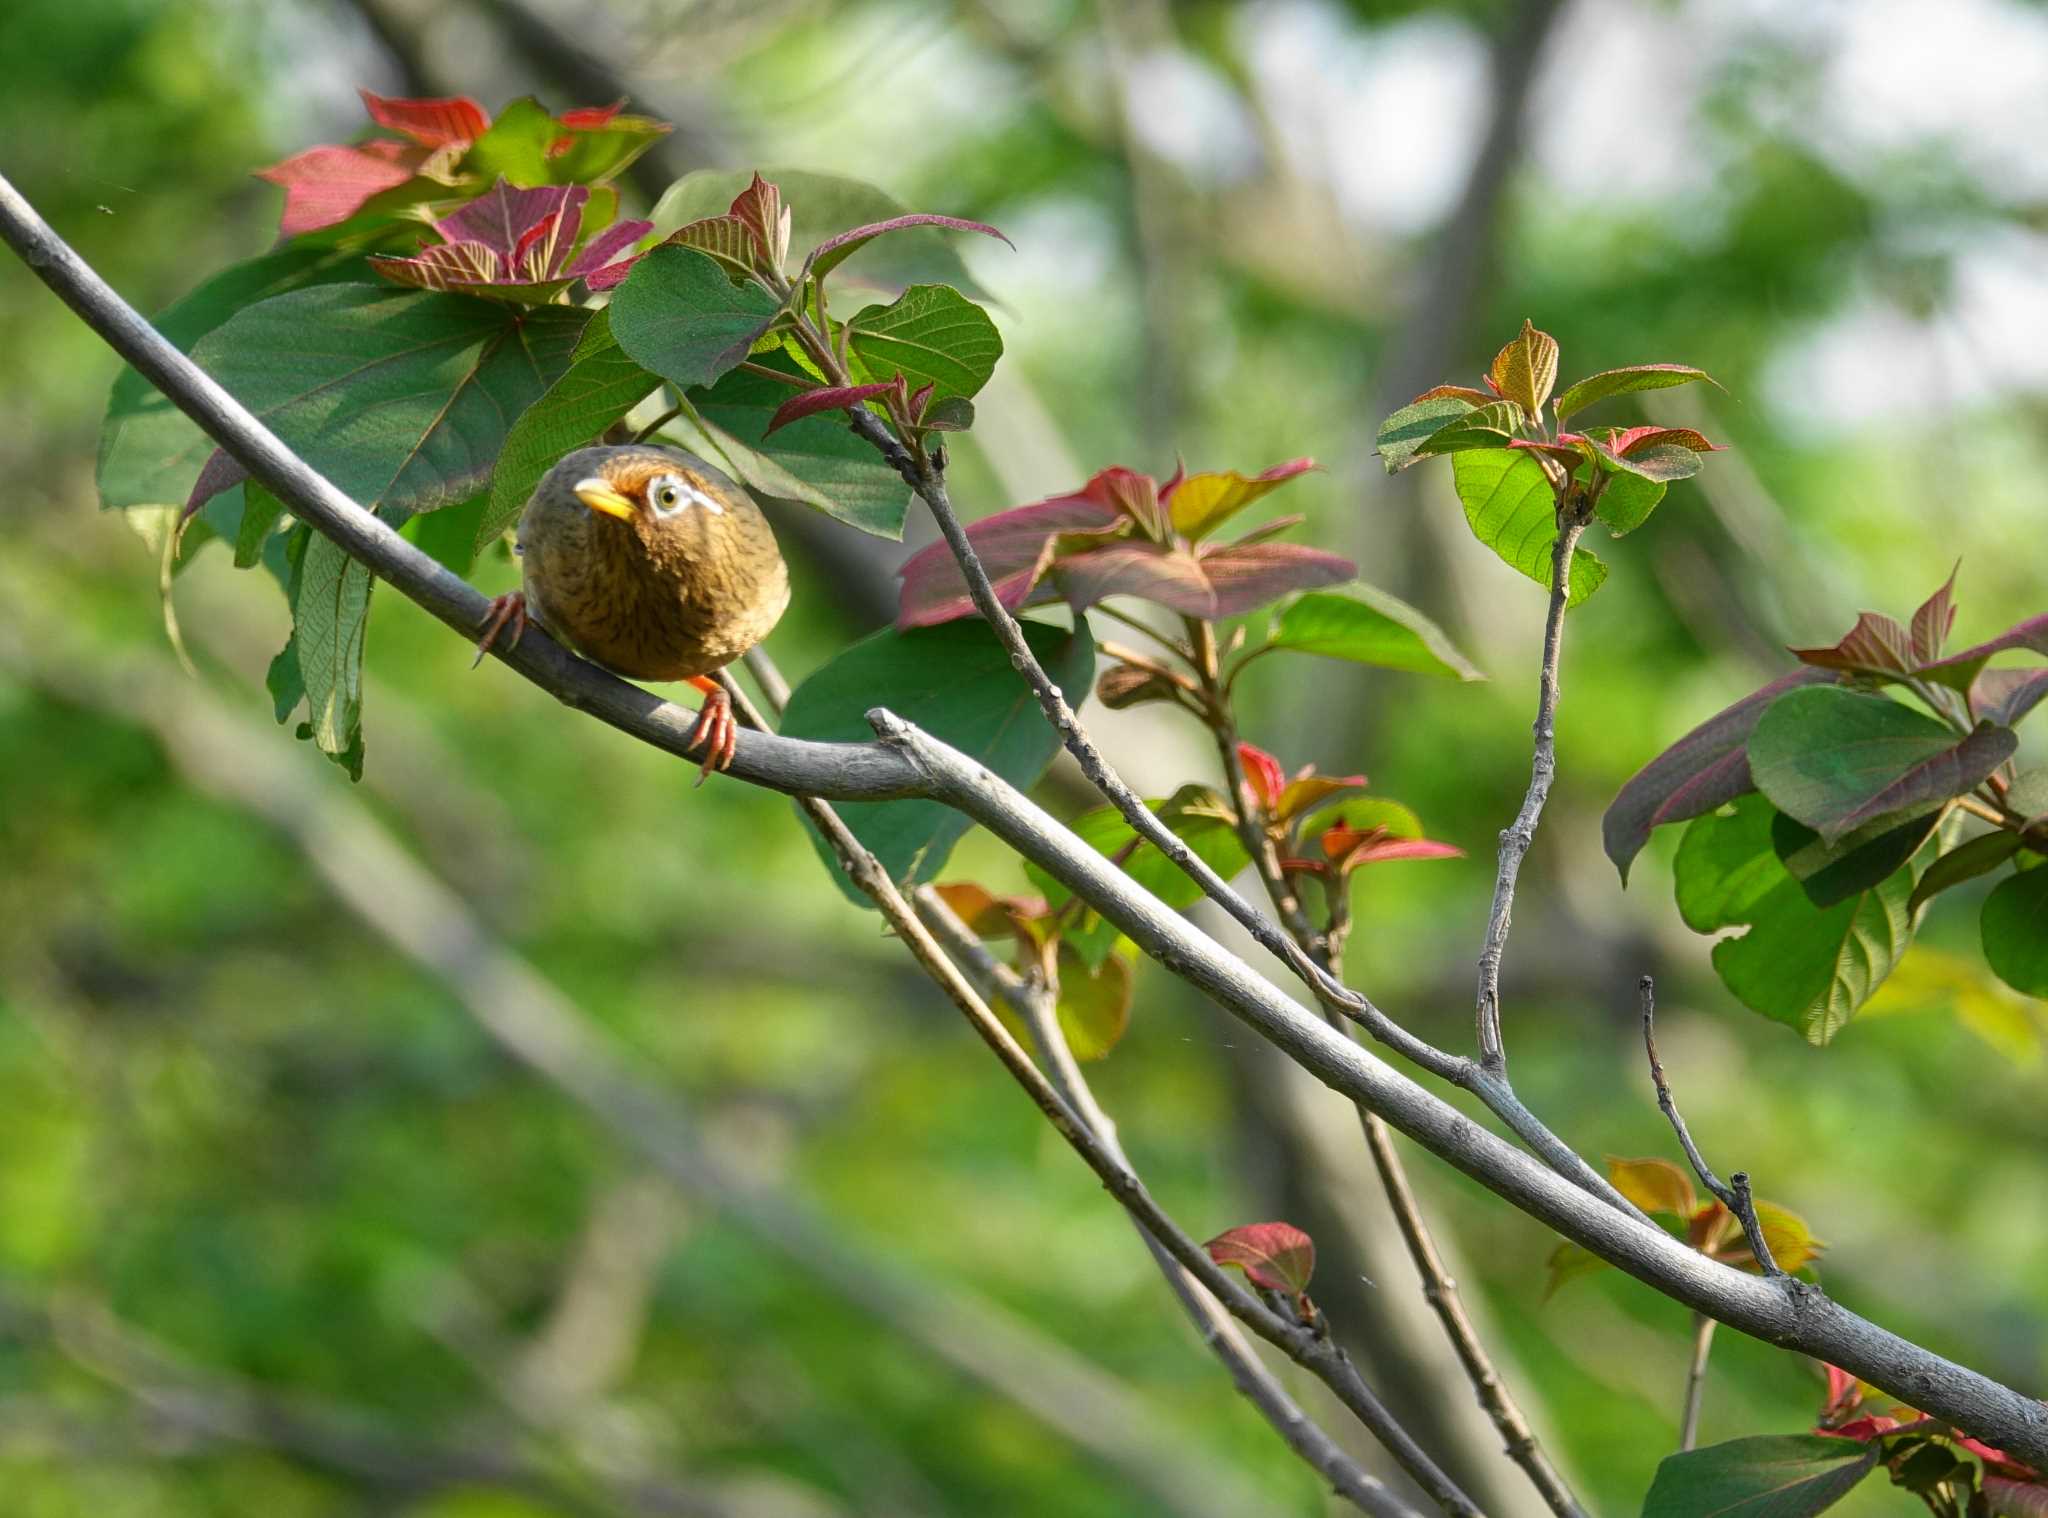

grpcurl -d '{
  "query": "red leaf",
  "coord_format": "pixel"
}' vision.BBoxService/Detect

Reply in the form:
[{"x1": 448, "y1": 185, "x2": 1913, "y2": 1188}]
[
  {"x1": 1205, "y1": 1222, "x2": 1315, "y2": 1300},
  {"x1": 728, "y1": 172, "x2": 789, "y2": 269},
  {"x1": 1236, "y1": 743, "x2": 1286, "y2": 812},
  {"x1": 358, "y1": 89, "x2": 490, "y2": 148},
  {"x1": 807, "y1": 212, "x2": 1014, "y2": 278},
  {"x1": 1196, "y1": 542, "x2": 1356, "y2": 618},
  {"x1": 556, "y1": 101, "x2": 626, "y2": 130},
  {"x1": 1983, "y1": 1477, "x2": 2048, "y2": 1517},
  {"x1": 564, "y1": 218, "x2": 652, "y2": 282},
  {"x1": 895, "y1": 494, "x2": 1126, "y2": 628},
  {"x1": 1911, "y1": 565, "x2": 1961, "y2": 664},
  {"x1": 1089, "y1": 466, "x2": 1165, "y2": 537},
  {"x1": 1920, "y1": 614, "x2": 2048, "y2": 693},
  {"x1": 767, "y1": 382, "x2": 900, "y2": 435},
  {"x1": 1819, "y1": 1416, "x2": 1903, "y2": 1442},
  {"x1": 1323, "y1": 821, "x2": 1462, "y2": 871},
  {"x1": 1973, "y1": 667, "x2": 2048, "y2": 729},
  {"x1": 1604, "y1": 424, "x2": 1721, "y2": 455},
  {"x1": 438, "y1": 180, "x2": 583, "y2": 261},
  {"x1": 1820, "y1": 1363, "x2": 1862, "y2": 1423},
  {"x1": 254, "y1": 140, "x2": 422, "y2": 239},
  {"x1": 1051, "y1": 542, "x2": 1219, "y2": 617}
]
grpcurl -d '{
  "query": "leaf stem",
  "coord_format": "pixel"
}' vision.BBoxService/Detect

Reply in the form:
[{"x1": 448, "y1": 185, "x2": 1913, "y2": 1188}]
[{"x1": 1680, "y1": 1312, "x2": 1715, "y2": 1451}]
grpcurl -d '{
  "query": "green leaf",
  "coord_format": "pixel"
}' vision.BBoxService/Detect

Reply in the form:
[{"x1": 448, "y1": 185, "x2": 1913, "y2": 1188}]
[
  {"x1": 1863, "y1": 947, "x2": 2041, "y2": 1066},
  {"x1": 235, "y1": 483, "x2": 287, "y2": 569},
  {"x1": 650, "y1": 169, "x2": 992, "y2": 297},
  {"x1": 1983, "y1": 868, "x2": 2048, "y2": 996},
  {"x1": 1413, "y1": 400, "x2": 1522, "y2": 458},
  {"x1": 98, "y1": 246, "x2": 375, "y2": 511},
  {"x1": 1265, "y1": 584, "x2": 1484, "y2": 681},
  {"x1": 1593, "y1": 470, "x2": 1667, "y2": 536},
  {"x1": 607, "y1": 245, "x2": 782, "y2": 393},
  {"x1": 1675, "y1": 796, "x2": 1914, "y2": 1044},
  {"x1": 1910, "y1": 830, "x2": 2027, "y2": 913},
  {"x1": 1375, "y1": 395, "x2": 1477, "y2": 472},
  {"x1": 1027, "y1": 785, "x2": 1252, "y2": 968},
  {"x1": 846, "y1": 285, "x2": 1003, "y2": 402},
  {"x1": 192, "y1": 286, "x2": 586, "y2": 515},
  {"x1": 780, "y1": 619, "x2": 1095, "y2": 901},
  {"x1": 1449, "y1": 449, "x2": 1608, "y2": 606},
  {"x1": 477, "y1": 309, "x2": 659, "y2": 549},
  {"x1": 1770, "y1": 806, "x2": 1940, "y2": 909},
  {"x1": 293, "y1": 533, "x2": 372, "y2": 780},
  {"x1": 405, "y1": 493, "x2": 488, "y2": 576},
  {"x1": 1553, "y1": 363, "x2": 1714, "y2": 422},
  {"x1": 461, "y1": 97, "x2": 557, "y2": 185},
  {"x1": 266, "y1": 631, "x2": 304, "y2": 725},
  {"x1": 1053, "y1": 944, "x2": 1131, "y2": 1061},
  {"x1": 1749, "y1": 687, "x2": 2018, "y2": 844},
  {"x1": 680, "y1": 356, "x2": 909, "y2": 539},
  {"x1": 1642, "y1": 1436, "x2": 1877, "y2": 1518}
]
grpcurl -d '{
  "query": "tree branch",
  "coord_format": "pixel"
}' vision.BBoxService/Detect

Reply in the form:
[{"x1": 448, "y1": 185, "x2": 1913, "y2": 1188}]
[
  {"x1": 8, "y1": 174, "x2": 2046, "y2": 1464},
  {"x1": 1640, "y1": 977, "x2": 1782, "y2": 1277}
]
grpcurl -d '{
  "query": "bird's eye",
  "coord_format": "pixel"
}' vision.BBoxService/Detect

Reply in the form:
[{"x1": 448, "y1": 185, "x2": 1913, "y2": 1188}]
[{"x1": 652, "y1": 481, "x2": 682, "y2": 512}]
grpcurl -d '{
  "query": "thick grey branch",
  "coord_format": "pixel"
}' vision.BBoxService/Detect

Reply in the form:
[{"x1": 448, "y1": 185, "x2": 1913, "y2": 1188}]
[{"x1": 7, "y1": 174, "x2": 2045, "y2": 1465}]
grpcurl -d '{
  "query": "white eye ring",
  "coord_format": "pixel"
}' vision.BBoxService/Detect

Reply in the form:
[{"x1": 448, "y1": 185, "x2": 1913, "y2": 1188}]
[{"x1": 647, "y1": 473, "x2": 724, "y2": 519}]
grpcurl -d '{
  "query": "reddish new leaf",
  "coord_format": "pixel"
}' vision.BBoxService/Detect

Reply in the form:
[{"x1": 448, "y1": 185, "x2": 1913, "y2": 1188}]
[
  {"x1": 728, "y1": 172, "x2": 789, "y2": 270},
  {"x1": 1603, "y1": 424, "x2": 1721, "y2": 455},
  {"x1": 181, "y1": 448, "x2": 248, "y2": 523},
  {"x1": 1236, "y1": 743, "x2": 1287, "y2": 812},
  {"x1": 1973, "y1": 667, "x2": 2048, "y2": 728},
  {"x1": 255, "y1": 140, "x2": 424, "y2": 240},
  {"x1": 895, "y1": 493, "x2": 1126, "y2": 628},
  {"x1": 1911, "y1": 566, "x2": 1961, "y2": 663},
  {"x1": 767, "y1": 382, "x2": 900, "y2": 435},
  {"x1": 1793, "y1": 611, "x2": 1919, "y2": 679},
  {"x1": 359, "y1": 89, "x2": 489, "y2": 147},
  {"x1": 1197, "y1": 541, "x2": 1355, "y2": 618},
  {"x1": 1205, "y1": 1222, "x2": 1315, "y2": 1303},
  {"x1": 1984, "y1": 1477, "x2": 2048, "y2": 1517},
  {"x1": 1052, "y1": 542, "x2": 1219, "y2": 617},
  {"x1": 808, "y1": 212, "x2": 1014, "y2": 282},
  {"x1": 556, "y1": 101, "x2": 625, "y2": 131},
  {"x1": 1489, "y1": 319, "x2": 1560, "y2": 415},
  {"x1": 1921, "y1": 613, "x2": 2048, "y2": 693},
  {"x1": 1552, "y1": 362, "x2": 1716, "y2": 421}
]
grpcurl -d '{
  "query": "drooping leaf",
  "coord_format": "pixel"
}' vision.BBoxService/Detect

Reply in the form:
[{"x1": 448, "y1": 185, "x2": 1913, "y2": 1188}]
[
  {"x1": 608, "y1": 245, "x2": 782, "y2": 393},
  {"x1": 779, "y1": 619, "x2": 1095, "y2": 902},
  {"x1": 1161, "y1": 458, "x2": 1314, "y2": 540},
  {"x1": 1606, "y1": 1156, "x2": 1698, "y2": 1218},
  {"x1": 1027, "y1": 785, "x2": 1252, "y2": 969},
  {"x1": 683, "y1": 356, "x2": 910, "y2": 539},
  {"x1": 1552, "y1": 363, "x2": 1715, "y2": 422},
  {"x1": 1675, "y1": 796, "x2": 1914, "y2": 1044},
  {"x1": 650, "y1": 169, "x2": 993, "y2": 296},
  {"x1": 1449, "y1": 449, "x2": 1608, "y2": 606},
  {"x1": 1488, "y1": 319, "x2": 1559, "y2": 415},
  {"x1": 1054, "y1": 944, "x2": 1132, "y2": 1061},
  {"x1": 1375, "y1": 395, "x2": 1476, "y2": 472},
  {"x1": 98, "y1": 246, "x2": 379, "y2": 512},
  {"x1": 1973, "y1": 668, "x2": 2048, "y2": 728},
  {"x1": 1908, "y1": 830, "x2": 2027, "y2": 914},
  {"x1": 235, "y1": 483, "x2": 287, "y2": 569},
  {"x1": 294, "y1": 533, "x2": 372, "y2": 780},
  {"x1": 1266, "y1": 584, "x2": 1484, "y2": 681},
  {"x1": 1605, "y1": 669, "x2": 1835, "y2": 882},
  {"x1": 1748, "y1": 687, "x2": 2017, "y2": 844},
  {"x1": 1771, "y1": 806, "x2": 1942, "y2": 909},
  {"x1": 1204, "y1": 1222, "x2": 1315, "y2": 1303},
  {"x1": 846, "y1": 284, "x2": 1003, "y2": 402},
  {"x1": 189, "y1": 285, "x2": 585, "y2": 517},
  {"x1": 477, "y1": 309, "x2": 660, "y2": 549},
  {"x1": 1982, "y1": 868, "x2": 2048, "y2": 997},
  {"x1": 896, "y1": 487, "x2": 1127, "y2": 627},
  {"x1": 1641, "y1": 1435, "x2": 1878, "y2": 1518},
  {"x1": 1095, "y1": 661, "x2": 1186, "y2": 711},
  {"x1": 808, "y1": 212, "x2": 1013, "y2": 283}
]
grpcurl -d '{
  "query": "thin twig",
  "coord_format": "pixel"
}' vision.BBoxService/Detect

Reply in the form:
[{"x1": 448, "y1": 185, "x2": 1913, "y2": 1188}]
[
  {"x1": 1640, "y1": 977, "x2": 1781, "y2": 1277},
  {"x1": 1681, "y1": 1313, "x2": 1717, "y2": 1452},
  {"x1": 10, "y1": 176, "x2": 2048, "y2": 1462},
  {"x1": 1475, "y1": 511, "x2": 1585, "y2": 1073},
  {"x1": 724, "y1": 671, "x2": 1468, "y2": 1518}
]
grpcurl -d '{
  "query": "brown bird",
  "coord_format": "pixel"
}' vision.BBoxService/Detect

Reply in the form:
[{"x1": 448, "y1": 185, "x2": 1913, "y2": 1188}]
[{"x1": 473, "y1": 444, "x2": 791, "y2": 778}]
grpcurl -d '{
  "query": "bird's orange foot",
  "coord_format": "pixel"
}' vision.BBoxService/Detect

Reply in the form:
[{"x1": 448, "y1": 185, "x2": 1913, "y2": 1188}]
[
  {"x1": 473, "y1": 592, "x2": 527, "y2": 668},
  {"x1": 684, "y1": 675, "x2": 738, "y2": 785}
]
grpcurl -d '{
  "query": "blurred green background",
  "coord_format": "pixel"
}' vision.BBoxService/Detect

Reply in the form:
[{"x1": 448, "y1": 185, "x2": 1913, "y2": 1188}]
[{"x1": 3, "y1": 0, "x2": 2044, "y2": 1514}]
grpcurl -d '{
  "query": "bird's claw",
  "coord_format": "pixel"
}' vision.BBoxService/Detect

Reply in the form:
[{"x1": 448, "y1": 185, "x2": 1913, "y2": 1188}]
[
  {"x1": 473, "y1": 592, "x2": 527, "y2": 668},
  {"x1": 685, "y1": 684, "x2": 738, "y2": 785}
]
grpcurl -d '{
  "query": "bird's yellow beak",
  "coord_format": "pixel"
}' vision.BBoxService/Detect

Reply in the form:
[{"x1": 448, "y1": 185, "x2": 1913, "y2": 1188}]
[{"x1": 573, "y1": 477, "x2": 638, "y2": 522}]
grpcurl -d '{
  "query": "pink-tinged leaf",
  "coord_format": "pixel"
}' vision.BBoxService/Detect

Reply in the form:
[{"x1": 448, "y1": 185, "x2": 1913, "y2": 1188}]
[
  {"x1": 1052, "y1": 542, "x2": 1220, "y2": 617},
  {"x1": 1819, "y1": 1416, "x2": 1903, "y2": 1442},
  {"x1": 1602, "y1": 667, "x2": 1836, "y2": 882},
  {"x1": 1488, "y1": 318, "x2": 1560, "y2": 415},
  {"x1": 564, "y1": 218, "x2": 652, "y2": 280},
  {"x1": 1219, "y1": 513, "x2": 1306, "y2": 550},
  {"x1": 1410, "y1": 384, "x2": 1496, "y2": 406},
  {"x1": 359, "y1": 89, "x2": 489, "y2": 147},
  {"x1": 727, "y1": 172, "x2": 788, "y2": 269},
  {"x1": 1984, "y1": 1477, "x2": 2048, "y2": 1517},
  {"x1": 556, "y1": 101, "x2": 625, "y2": 130},
  {"x1": 1273, "y1": 773, "x2": 1366, "y2": 824},
  {"x1": 1090, "y1": 467, "x2": 1165, "y2": 537},
  {"x1": 1339, "y1": 835, "x2": 1463, "y2": 867},
  {"x1": 181, "y1": 448, "x2": 247, "y2": 523},
  {"x1": 1973, "y1": 667, "x2": 2048, "y2": 728},
  {"x1": 1603, "y1": 424, "x2": 1721, "y2": 455},
  {"x1": 1911, "y1": 565, "x2": 1960, "y2": 664},
  {"x1": 1236, "y1": 743, "x2": 1287, "y2": 812},
  {"x1": 582, "y1": 256, "x2": 637, "y2": 291},
  {"x1": 438, "y1": 181, "x2": 585, "y2": 262},
  {"x1": 1821, "y1": 1364, "x2": 1862, "y2": 1422},
  {"x1": 1792, "y1": 611, "x2": 1918, "y2": 678},
  {"x1": 1161, "y1": 457, "x2": 1316, "y2": 540},
  {"x1": 808, "y1": 212, "x2": 1014, "y2": 282},
  {"x1": 909, "y1": 381, "x2": 935, "y2": 418},
  {"x1": 1553, "y1": 363, "x2": 1717, "y2": 421},
  {"x1": 254, "y1": 140, "x2": 422, "y2": 239},
  {"x1": 1197, "y1": 542, "x2": 1356, "y2": 619},
  {"x1": 767, "y1": 382, "x2": 900, "y2": 435},
  {"x1": 1507, "y1": 438, "x2": 1586, "y2": 468},
  {"x1": 1920, "y1": 614, "x2": 2048, "y2": 693},
  {"x1": 1205, "y1": 1222, "x2": 1315, "y2": 1301},
  {"x1": 895, "y1": 495, "x2": 1126, "y2": 628},
  {"x1": 1955, "y1": 1436, "x2": 2034, "y2": 1475},
  {"x1": 369, "y1": 240, "x2": 509, "y2": 292}
]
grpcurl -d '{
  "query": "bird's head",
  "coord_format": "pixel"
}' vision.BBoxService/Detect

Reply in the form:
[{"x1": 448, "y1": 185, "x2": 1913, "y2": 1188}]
[{"x1": 566, "y1": 446, "x2": 751, "y2": 549}]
